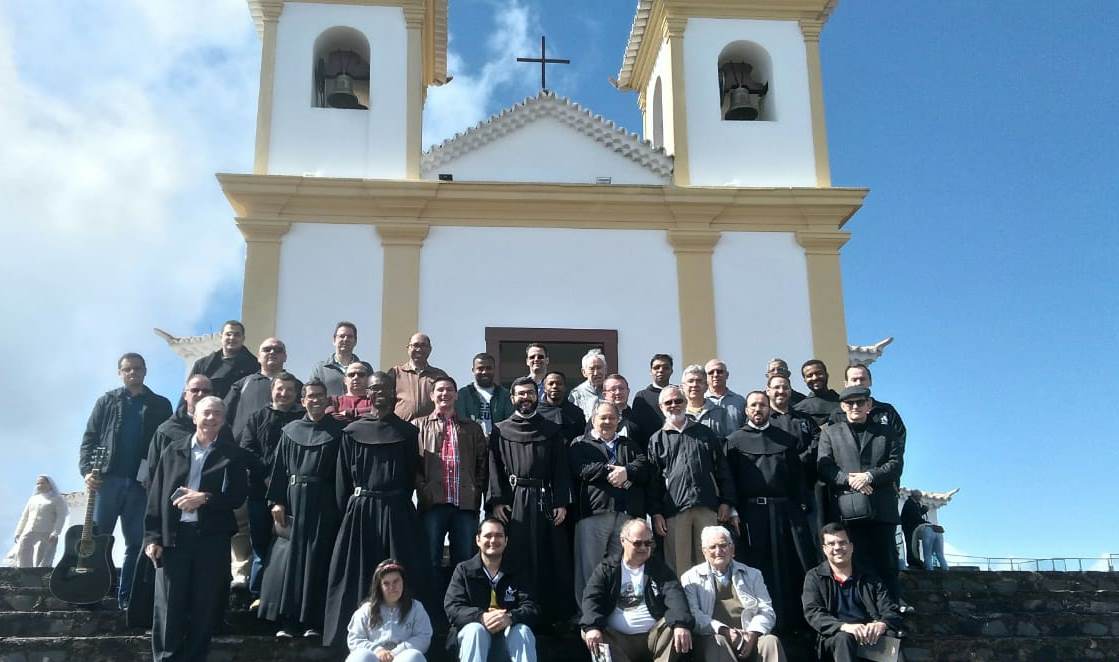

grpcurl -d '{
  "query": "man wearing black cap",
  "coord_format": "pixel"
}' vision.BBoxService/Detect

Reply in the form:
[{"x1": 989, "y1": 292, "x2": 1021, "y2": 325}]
[{"x1": 817, "y1": 386, "x2": 904, "y2": 600}]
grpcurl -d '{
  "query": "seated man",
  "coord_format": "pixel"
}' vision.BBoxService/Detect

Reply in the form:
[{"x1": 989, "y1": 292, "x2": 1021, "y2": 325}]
[
  {"x1": 580, "y1": 519, "x2": 694, "y2": 662},
  {"x1": 444, "y1": 518, "x2": 539, "y2": 662},
  {"x1": 681, "y1": 526, "x2": 785, "y2": 662},
  {"x1": 802, "y1": 523, "x2": 903, "y2": 662}
]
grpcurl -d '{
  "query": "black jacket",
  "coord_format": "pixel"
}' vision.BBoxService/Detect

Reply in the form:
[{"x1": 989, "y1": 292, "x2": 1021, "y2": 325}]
[
  {"x1": 455, "y1": 383, "x2": 514, "y2": 427},
  {"x1": 238, "y1": 405, "x2": 305, "y2": 498},
  {"x1": 569, "y1": 434, "x2": 651, "y2": 518},
  {"x1": 537, "y1": 398, "x2": 587, "y2": 443},
  {"x1": 144, "y1": 436, "x2": 248, "y2": 547},
  {"x1": 830, "y1": 400, "x2": 907, "y2": 456},
  {"x1": 802, "y1": 561, "x2": 902, "y2": 651},
  {"x1": 817, "y1": 420, "x2": 903, "y2": 524},
  {"x1": 189, "y1": 347, "x2": 260, "y2": 399},
  {"x1": 794, "y1": 390, "x2": 841, "y2": 426},
  {"x1": 630, "y1": 385, "x2": 664, "y2": 442},
  {"x1": 647, "y1": 422, "x2": 736, "y2": 516},
  {"x1": 144, "y1": 409, "x2": 236, "y2": 486},
  {"x1": 579, "y1": 557, "x2": 694, "y2": 631},
  {"x1": 444, "y1": 554, "x2": 540, "y2": 640},
  {"x1": 80, "y1": 386, "x2": 172, "y2": 478}
]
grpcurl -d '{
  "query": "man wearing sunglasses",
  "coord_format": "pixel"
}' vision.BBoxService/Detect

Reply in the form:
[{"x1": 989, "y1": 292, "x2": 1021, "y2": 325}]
[
  {"x1": 225, "y1": 338, "x2": 296, "y2": 439},
  {"x1": 580, "y1": 519, "x2": 694, "y2": 662},
  {"x1": 817, "y1": 386, "x2": 904, "y2": 601}
]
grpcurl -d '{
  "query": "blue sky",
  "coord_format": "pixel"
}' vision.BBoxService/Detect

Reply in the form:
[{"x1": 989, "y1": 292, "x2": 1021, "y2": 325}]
[{"x1": 1, "y1": 1, "x2": 1115, "y2": 565}]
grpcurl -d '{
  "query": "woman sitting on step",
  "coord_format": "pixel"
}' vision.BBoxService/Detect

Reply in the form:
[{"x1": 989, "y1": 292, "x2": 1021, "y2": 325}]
[{"x1": 346, "y1": 559, "x2": 433, "y2": 662}]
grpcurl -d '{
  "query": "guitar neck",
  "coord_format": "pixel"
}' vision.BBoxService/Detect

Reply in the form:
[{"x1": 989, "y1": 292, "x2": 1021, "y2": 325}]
[{"x1": 81, "y1": 477, "x2": 98, "y2": 542}]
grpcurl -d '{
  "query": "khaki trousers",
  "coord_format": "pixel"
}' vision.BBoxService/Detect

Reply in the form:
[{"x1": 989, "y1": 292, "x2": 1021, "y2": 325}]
[
  {"x1": 664, "y1": 507, "x2": 717, "y2": 575},
  {"x1": 229, "y1": 503, "x2": 251, "y2": 581},
  {"x1": 697, "y1": 633, "x2": 786, "y2": 662},
  {"x1": 604, "y1": 618, "x2": 678, "y2": 662}
]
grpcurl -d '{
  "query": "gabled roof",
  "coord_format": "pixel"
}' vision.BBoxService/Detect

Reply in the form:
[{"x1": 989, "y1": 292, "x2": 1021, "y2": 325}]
[{"x1": 422, "y1": 90, "x2": 673, "y2": 178}]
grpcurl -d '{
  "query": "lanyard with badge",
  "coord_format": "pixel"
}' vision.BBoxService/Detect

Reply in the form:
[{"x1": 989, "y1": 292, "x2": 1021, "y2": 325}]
[{"x1": 483, "y1": 565, "x2": 503, "y2": 608}]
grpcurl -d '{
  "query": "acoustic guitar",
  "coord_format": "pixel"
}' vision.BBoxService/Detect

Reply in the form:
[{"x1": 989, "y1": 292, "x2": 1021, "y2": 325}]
[{"x1": 49, "y1": 447, "x2": 115, "y2": 605}]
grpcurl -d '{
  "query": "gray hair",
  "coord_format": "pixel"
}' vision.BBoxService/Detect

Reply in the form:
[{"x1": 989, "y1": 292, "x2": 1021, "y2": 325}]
[
  {"x1": 581, "y1": 349, "x2": 607, "y2": 370},
  {"x1": 194, "y1": 396, "x2": 226, "y2": 413},
  {"x1": 658, "y1": 385, "x2": 684, "y2": 404},
  {"x1": 682, "y1": 364, "x2": 706, "y2": 381},
  {"x1": 700, "y1": 525, "x2": 734, "y2": 548},
  {"x1": 592, "y1": 400, "x2": 620, "y2": 419},
  {"x1": 620, "y1": 518, "x2": 651, "y2": 540}
]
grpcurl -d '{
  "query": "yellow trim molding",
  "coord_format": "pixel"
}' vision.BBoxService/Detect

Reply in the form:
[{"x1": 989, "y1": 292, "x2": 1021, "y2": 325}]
[
  {"x1": 800, "y1": 19, "x2": 831, "y2": 187},
  {"x1": 250, "y1": 1, "x2": 284, "y2": 174},
  {"x1": 665, "y1": 15, "x2": 690, "y2": 186},
  {"x1": 235, "y1": 218, "x2": 292, "y2": 349},
  {"x1": 376, "y1": 223, "x2": 430, "y2": 369},
  {"x1": 796, "y1": 229, "x2": 849, "y2": 389},
  {"x1": 667, "y1": 229, "x2": 720, "y2": 365},
  {"x1": 403, "y1": 6, "x2": 424, "y2": 179}
]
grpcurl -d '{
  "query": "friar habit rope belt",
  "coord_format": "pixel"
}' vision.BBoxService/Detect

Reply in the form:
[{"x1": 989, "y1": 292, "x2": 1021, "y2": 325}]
[
  {"x1": 508, "y1": 475, "x2": 545, "y2": 488},
  {"x1": 289, "y1": 474, "x2": 323, "y2": 485},
  {"x1": 352, "y1": 487, "x2": 409, "y2": 498},
  {"x1": 746, "y1": 496, "x2": 790, "y2": 505}
]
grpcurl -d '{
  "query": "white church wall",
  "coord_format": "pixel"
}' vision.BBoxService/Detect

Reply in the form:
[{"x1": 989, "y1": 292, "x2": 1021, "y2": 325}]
[
  {"x1": 430, "y1": 117, "x2": 667, "y2": 185},
  {"x1": 418, "y1": 226, "x2": 682, "y2": 387},
  {"x1": 269, "y1": 3, "x2": 408, "y2": 179},
  {"x1": 275, "y1": 222, "x2": 383, "y2": 379},
  {"x1": 711, "y1": 231, "x2": 814, "y2": 389},
  {"x1": 684, "y1": 19, "x2": 817, "y2": 187}
]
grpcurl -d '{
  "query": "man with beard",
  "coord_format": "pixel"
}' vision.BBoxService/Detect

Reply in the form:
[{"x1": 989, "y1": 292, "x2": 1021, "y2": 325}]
[
  {"x1": 309, "y1": 322, "x2": 360, "y2": 397},
  {"x1": 569, "y1": 350, "x2": 607, "y2": 420},
  {"x1": 765, "y1": 359, "x2": 805, "y2": 406},
  {"x1": 570, "y1": 401, "x2": 651, "y2": 605},
  {"x1": 632, "y1": 354, "x2": 673, "y2": 442},
  {"x1": 525, "y1": 343, "x2": 550, "y2": 399},
  {"x1": 323, "y1": 372, "x2": 427, "y2": 647},
  {"x1": 389, "y1": 332, "x2": 447, "y2": 422},
  {"x1": 766, "y1": 374, "x2": 823, "y2": 542},
  {"x1": 226, "y1": 338, "x2": 295, "y2": 438},
  {"x1": 792, "y1": 360, "x2": 840, "y2": 426},
  {"x1": 833, "y1": 364, "x2": 907, "y2": 455},
  {"x1": 725, "y1": 392, "x2": 818, "y2": 629},
  {"x1": 456, "y1": 353, "x2": 513, "y2": 436},
  {"x1": 704, "y1": 360, "x2": 746, "y2": 432},
  {"x1": 237, "y1": 372, "x2": 304, "y2": 599},
  {"x1": 188, "y1": 321, "x2": 260, "y2": 399},
  {"x1": 488, "y1": 376, "x2": 575, "y2": 627},
  {"x1": 817, "y1": 387, "x2": 904, "y2": 601},
  {"x1": 681, "y1": 365, "x2": 731, "y2": 438},
  {"x1": 593, "y1": 374, "x2": 648, "y2": 449},
  {"x1": 326, "y1": 361, "x2": 374, "y2": 423},
  {"x1": 648, "y1": 386, "x2": 736, "y2": 576},
  {"x1": 261, "y1": 380, "x2": 345, "y2": 638},
  {"x1": 536, "y1": 371, "x2": 587, "y2": 444}
]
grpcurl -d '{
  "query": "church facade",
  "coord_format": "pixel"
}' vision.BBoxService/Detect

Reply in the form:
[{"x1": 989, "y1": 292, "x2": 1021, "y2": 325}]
[{"x1": 222, "y1": 0, "x2": 866, "y2": 387}]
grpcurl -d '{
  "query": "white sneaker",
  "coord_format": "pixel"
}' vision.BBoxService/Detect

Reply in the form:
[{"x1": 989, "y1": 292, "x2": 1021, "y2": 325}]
[
  {"x1": 275, "y1": 629, "x2": 294, "y2": 638},
  {"x1": 303, "y1": 629, "x2": 320, "y2": 638}
]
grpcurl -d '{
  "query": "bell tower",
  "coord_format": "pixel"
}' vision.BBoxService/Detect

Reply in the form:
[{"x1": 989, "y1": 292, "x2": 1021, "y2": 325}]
[
  {"x1": 246, "y1": 0, "x2": 448, "y2": 180},
  {"x1": 616, "y1": 0, "x2": 836, "y2": 188}
]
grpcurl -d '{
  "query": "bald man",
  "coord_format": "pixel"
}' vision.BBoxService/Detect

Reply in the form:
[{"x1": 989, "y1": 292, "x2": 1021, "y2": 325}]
[{"x1": 388, "y1": 332, "x2": 447, "y2": 421}]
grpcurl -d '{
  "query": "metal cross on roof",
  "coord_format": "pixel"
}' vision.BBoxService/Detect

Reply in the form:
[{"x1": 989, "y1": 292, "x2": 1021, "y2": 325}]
[{"x1": 517, "y1": 35, "x2": 570, "y2": 92}]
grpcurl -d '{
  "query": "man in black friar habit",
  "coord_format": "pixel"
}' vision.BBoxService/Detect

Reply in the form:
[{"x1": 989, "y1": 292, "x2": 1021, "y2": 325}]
[
  {"x1": 488, "y1": 376, "x2": 575, "y2": 627},
  {"x1": 535, "y1": 371, "x2": 587, "y2": 445},
  {"x1": 322, "y1": 371, "x2": 427, "y2": 647},
  {"x1": 258, "y1": 379, "x2": 341, "y2": 637},
  {"x1": 725, "y1": 391, "x2": 819, "y2": 631}
]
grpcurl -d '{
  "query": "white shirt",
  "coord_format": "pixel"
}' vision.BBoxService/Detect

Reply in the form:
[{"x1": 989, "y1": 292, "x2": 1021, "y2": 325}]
[
  {"x1": 180, "y1": 436, "x2": 214, "y2": 523},
  {"x1": 607, "y1": 562, "x2": 656, "y2": 634}
]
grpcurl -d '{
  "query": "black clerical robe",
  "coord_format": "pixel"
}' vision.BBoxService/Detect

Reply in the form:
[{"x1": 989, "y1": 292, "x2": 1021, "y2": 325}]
[
  {"x1": 259, "y1": 415, "x2": 343, "y2": 627},
  {"x1": 322, "y1": 413, "x2": 425, "y2": 647},
  {"x1": 631, "y1": 385, "x2": 665, "y2": 442},
  {"x1": 488, "y1": 413, "x2": 574, "y2": 622},
  {"x1": 725, "y1": 423, "x2": 819, "y2": 629},
  {"x1": 238, "y1": 406, "x2": 304, "y2": 499},
  {"x1": 793, "y1": 389, "x2": 841, "y2": 426},
  {"x1": 188, "y1": 347, "x2": 260, "y2": 399},
  {"x1": 537, "y1": 398, "x2": 586, "y2": 444}
]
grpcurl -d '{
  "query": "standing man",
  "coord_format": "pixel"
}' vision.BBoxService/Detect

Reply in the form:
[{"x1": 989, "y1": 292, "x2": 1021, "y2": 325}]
[
  {"x1": 80, "y1": 352, "x2": 173, "y2": 609},
  {"x1": 261, "y1": 380, "x2": 345, "y2": 637},
  {"x1": 681, "y1": 526, "x2": 785, "y2": 662},
  {"x1": 648, "y1": 386, "x2": 736, "y2": 575},
  {"x1": 765, "y1": 359, "x2": 805, "y2": 406},
  {"x1": 580, "y1": 519, "x2": 694, "y2": 662},
  {"x1": 724, "y1": 392, "x2": 818, "y2": 628},
  {"x1": 802, "y1": 523, "x2": 903, "y2": 662},
  {"x1": 237, "y1": 372, "x2": 305, "y2": 598},
  {"x1": 525, "y1": 343, "x2": 550, "y2": 399},
  {"x1": 144, "y1": 396, "x2": 247, "y2": 661},
  {"x1": 598, "y1": 374, "x2": 648, "y2": 448},
  {"x1": 323, "y1": 372, "x2": 428, "y2": 647},
  {"x1": 704, "y1": 360, "x2": 747, "y2": 431},
  {"x1": 836, "y1": 364, "x2": 907, "y2": 454},
  {"x1": 389, "y1": 332, "x2": 447, "y2": 422},
  {"x1": 536, "y1": 371, "x2": 587, "y2": 444},
  {"x1": 456, "y1": 352, "x2": 513, "y2": 436},
  {"x1": 631, "y1": 354, "x2": 673, "y2": 443},
  {"x1": 189, "y1": 321, "x2": 260, "y2": 399},
  {"x1": 444, "y1": 518, "x2": 540, "y2": 662},
  {"x1": 326, "y1": 361, "x2": 374, "y2": 423},
  {"x1": 145, "y1": 375, "x2": 216, "y2": 481},
  {"x1": 569, "y1": 349, "x2": 608, "y2": 420},
  {"x1": 417, "y1": 376, "x2": 490, "y2": 613},
  {"x1": 226, "y1": 337, "x2": 294, "y2": 439},
  {"x1": 793, "y1": 360, "x2": 840, "y2": 426},
  {"x1": 766, "y1": 374, "x2": 822, "y2": 542},
  {"x1": 488, "y1": 377, "x2": 575, "y2": 626},
  {"x1": 570, "y1": 401, "x2": 652, "y2": 605},
  {"x1": 308, "y1": 321, "x2": 360, "y2": 397},
  {"x1": 681, "y1": 365, "x2": 731, "y2": 438},
  {"x1": 817, "y1": 387, "x2": 904, "y2": 600}
]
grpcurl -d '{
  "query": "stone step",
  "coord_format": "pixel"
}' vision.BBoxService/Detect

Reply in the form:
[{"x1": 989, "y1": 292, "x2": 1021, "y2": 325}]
[
  {"x1": 0, "y1": 610, "x2": 275, "y2": 637},
  {"x1": 899, "y1": 635, "x2": 1119, "y2": 662},
  {"x1": 900, "y1": 569, "x2": 1119, "y2": 594},
  {"x1": 902, "y1": 609, "x2": 1119, "y2": 638},
  {"x1": 906, "y1": 589, "x2": 1119, "y2": 616},
  {"x1": 0, "y1": 588, "x2": 117, "y2": 613}
]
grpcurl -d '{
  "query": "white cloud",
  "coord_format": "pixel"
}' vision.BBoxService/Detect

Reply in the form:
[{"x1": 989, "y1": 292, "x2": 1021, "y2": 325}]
[
  {"x1": 422, "y1": 0, "x2": 541, "y2": 148},
  {"x1": 0, "y1": 2, "x2": 259, "y2": 544}
]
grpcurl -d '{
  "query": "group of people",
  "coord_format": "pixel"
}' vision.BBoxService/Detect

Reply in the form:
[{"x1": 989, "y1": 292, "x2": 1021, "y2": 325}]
[{"x1": 76, "y1": 318, "x2": 920, "y2": 661}]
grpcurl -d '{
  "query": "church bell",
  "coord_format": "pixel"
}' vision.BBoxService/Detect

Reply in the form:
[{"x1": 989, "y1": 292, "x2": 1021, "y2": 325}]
[
  {"x1": 719, "y1": 61, "x2": 769, "y2": 121},
  {"x1": 326, "y1": 73, "x2": 362, "y2": 109}
]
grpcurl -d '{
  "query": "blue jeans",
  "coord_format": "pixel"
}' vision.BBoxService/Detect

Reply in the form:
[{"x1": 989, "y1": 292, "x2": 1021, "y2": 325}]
[
  {"x1": 94, "y1": 474, "x2": 146, "y2": 608},
  {"x1": 457, "y1": 622, "x2": 536, "y2": 662},
  {"x1": 422, "y1": 504, "x2": 478, "y2": 572},
  {"x1": 919, "y1": 524, "x2": 948, "y2": 571}
]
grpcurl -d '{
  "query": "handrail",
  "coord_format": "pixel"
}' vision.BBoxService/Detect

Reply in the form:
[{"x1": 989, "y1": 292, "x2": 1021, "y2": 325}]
[{"x1": 942, "y1": 553, "x2": 1118, "y2": 572}]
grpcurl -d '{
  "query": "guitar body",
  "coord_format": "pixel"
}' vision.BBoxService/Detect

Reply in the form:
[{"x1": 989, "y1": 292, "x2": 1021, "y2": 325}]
[{"x1": 48, "y1": 524, "x2": 115, "y2": 605}]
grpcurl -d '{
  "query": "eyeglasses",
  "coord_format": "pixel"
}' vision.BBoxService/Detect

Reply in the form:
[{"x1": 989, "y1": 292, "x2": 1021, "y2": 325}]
[
  {"x1": 408, "y1": 343, "x2": 430, "y2": 349},
  {"x1": 823, "y1": 541, "x2": 851, "y2": 548},
  {"x1": 706, "y1": 369, "x2": 726, "y2": 375},
  {"x1": 844, "y1": 399, "x2": 870, "y2": 408},
  {"x1": 662, "y1": 398, "x2": 685, "y2": 406},
  {"x1": 186, "y1": 388, "x2": 212, "y2": 395},
  {"x1": 346, "y1": 372, "x2": 369, "y2": 378},
  {"x1": 626, "y1": 538, "x2": 655, "y2": 548},
  {"x1": 260, "y1": 346, "x2": 284, "y2": 353}
]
